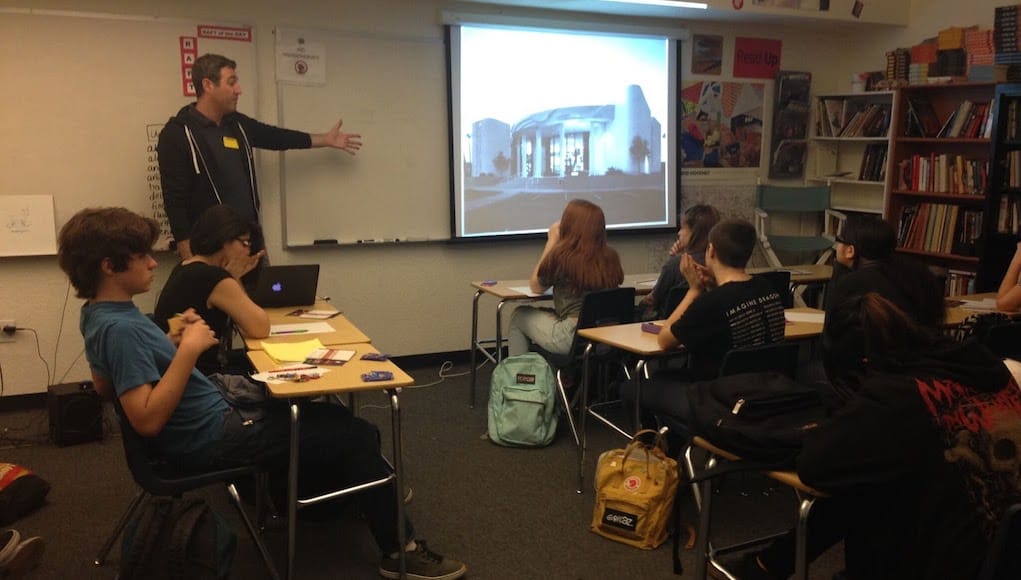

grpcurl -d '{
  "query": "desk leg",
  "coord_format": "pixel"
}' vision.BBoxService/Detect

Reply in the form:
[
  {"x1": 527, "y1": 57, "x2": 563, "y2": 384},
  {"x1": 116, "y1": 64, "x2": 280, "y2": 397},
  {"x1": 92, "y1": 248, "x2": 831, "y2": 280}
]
[
  {"x1": 577, "y1": 343, "x2": 593, "y2": 494},
  {"x1": 389, "y1": 388, "x2": 407, "y2": 579},
  {"x1": 794, "y1": 495, "x2": 816, "y2": 580},
  {"x1": 287, "y1": 402, "x2": 300, "y2": 580},
  {"x1": 633, "y1": 360, "x2": 648, "y2": 434},
  {"x1": 693, "y1": 454, "x2": 717, "y2": 580},
  {"x1": 495, "y1": 299, "x2": 508, "y2": 364},
  {"x1": 470, "y1": 290, "x2": 482, "y2": 408}
]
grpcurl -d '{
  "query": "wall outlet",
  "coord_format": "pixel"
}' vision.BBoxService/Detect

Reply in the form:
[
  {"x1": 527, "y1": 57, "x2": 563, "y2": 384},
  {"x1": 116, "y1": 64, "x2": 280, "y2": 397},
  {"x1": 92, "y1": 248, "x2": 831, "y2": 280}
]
[{"x1": 0, "y1": 320, "x2": 15, "y2": 343}]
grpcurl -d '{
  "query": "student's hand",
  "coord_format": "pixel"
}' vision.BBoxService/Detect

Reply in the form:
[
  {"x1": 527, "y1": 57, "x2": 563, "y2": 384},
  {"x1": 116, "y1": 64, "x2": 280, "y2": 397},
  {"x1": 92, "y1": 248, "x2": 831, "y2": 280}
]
[
  {"x1": 1014, "y1": 241, "x2": 1021, "y2": 261},
  {"x1": 167, "y1": 308, "x2": 199, "y2": 345},
  {"x1": 178, "y1": 316, "x2": 218, "y2": 356},
  {"x1": 225, "y1": 249, "x2": 266, "y2": 280},
  {"x1": 680, "y1": 253, "x2": 713, "y2": 291},
  {"x1": 669, "y1": 239, "x2": 683, "y2": 256},
  {"x1": 318, "y1": 119, "x2": 363, "y2": 154}
]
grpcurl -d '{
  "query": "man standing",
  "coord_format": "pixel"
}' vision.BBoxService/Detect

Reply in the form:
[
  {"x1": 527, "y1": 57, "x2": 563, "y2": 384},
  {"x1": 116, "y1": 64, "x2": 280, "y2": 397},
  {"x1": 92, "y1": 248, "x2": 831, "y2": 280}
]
[{"x1": 158, "y1": 53, "x2": 362, "y2": 258}]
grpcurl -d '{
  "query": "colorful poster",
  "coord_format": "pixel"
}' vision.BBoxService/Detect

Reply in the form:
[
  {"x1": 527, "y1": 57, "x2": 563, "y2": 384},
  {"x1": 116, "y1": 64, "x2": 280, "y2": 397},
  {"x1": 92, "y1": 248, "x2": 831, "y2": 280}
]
[
  {"x1": 733, "y1": 37, "x2": 782, "y2": 79},
  {"x1": 680, "y1": 81, "x2": 764, "y2": 176},
  {"x1": 691, "y1": 34, "x2": 723, "y2": 76}
]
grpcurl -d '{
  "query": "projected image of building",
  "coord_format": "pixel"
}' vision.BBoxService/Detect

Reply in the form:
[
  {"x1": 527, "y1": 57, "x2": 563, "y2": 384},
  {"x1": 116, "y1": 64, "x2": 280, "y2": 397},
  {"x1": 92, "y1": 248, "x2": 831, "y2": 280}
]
[{"x1": 469, "y1": 84, "x2": 662, "y2": 179}]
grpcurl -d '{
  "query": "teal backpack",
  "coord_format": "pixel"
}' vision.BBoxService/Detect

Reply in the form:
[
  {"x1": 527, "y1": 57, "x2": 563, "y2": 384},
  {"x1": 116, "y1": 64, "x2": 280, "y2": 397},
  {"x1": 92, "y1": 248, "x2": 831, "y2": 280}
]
[{"x1": 487, "y1": 353, "x2": 558, "y2": 447}]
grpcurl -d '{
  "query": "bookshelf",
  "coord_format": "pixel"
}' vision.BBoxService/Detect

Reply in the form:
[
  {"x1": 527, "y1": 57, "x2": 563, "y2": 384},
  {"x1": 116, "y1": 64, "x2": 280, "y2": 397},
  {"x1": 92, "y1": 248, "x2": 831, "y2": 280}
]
[
  {"x1": 885, "y1": 82, "x2": 995, "y2": 293},
  {"x1": 808, "y1": 91, "x2": 896, "y2": 215},
  {"x1": 976, "y1": 84, "x2": 1021, "y2": 292}
]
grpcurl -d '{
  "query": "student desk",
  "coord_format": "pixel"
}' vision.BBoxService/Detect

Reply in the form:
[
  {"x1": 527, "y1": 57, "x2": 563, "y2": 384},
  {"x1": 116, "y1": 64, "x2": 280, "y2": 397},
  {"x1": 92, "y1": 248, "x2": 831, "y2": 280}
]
[
  {"x1": 248, "y1": 343, "x2": 414, "y2": 580},
  {"x1": 944, "y1": 292, "x2": 1020, "y2": 326},
  {"x1": 467, "y1": 273, "x2": 657, "y2": 407},
  {"x1": 243, "y1": 302, "x2": 370, "y2": 349},
  {"x1": 571, "y1": 308, "x2": 825, "y2": 491},
  {"x1": 686, "y1": 436, "x2": 825, "y2": 580},
  {"x1": 747, "y1": 264, "x2": 833, "y2": 307}
]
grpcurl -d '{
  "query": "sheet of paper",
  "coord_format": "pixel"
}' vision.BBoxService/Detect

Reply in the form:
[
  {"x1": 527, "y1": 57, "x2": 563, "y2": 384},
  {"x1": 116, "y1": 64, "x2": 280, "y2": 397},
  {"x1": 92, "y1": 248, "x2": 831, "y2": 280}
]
[
  {"x1": 960, "y1": 298, "x2": 998, "y2": 311},
  {"x1": 269, "y1": 321, "x2": 336, "y2": 336},
  {"x1": 785, "y1": 311, "x2": 825, "y2": 324},
  {"x1": 261, "y1": 338, "x2": 325, "y2": 363},
  {"x1": 251, "y1": 364, "x2": 332, "y2": 384},
  {"x1": 508, "y1": 286, "x2": 553, "y2": 297},
  {"x1": 635, "y1": 279, "x2": 658, "y2": 287}
]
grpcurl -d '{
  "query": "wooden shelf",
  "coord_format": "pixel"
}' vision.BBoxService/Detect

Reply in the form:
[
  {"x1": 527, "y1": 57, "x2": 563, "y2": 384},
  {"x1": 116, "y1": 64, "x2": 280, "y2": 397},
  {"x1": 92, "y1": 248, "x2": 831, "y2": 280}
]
[{"x1": 889, "y1": 190, "x2": 986, "y2": 202}]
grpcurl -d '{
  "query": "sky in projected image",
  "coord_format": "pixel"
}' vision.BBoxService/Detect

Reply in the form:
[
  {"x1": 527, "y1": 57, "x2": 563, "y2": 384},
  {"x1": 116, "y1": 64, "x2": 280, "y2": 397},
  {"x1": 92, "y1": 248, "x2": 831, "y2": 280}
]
[
  {"x1": 456, "y1": 25, "x2": 673, "y2": 238},
  {"x1": 460, "y1": 27, "x2": 668, "y2": 141}
]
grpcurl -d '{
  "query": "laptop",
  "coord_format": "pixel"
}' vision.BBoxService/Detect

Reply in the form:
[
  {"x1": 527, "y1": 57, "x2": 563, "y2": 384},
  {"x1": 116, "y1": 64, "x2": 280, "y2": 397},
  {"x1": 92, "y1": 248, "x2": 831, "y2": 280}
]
[{"x1": 250, "y1": 265, "x2": 320, "y2": 308}]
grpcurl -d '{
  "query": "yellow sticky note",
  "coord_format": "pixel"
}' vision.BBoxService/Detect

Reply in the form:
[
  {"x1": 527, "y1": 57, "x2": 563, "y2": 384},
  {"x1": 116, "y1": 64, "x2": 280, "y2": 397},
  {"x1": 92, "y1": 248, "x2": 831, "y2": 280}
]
[
  {"x1": 222, "y1": 136, "x2": 239, "y2": 149},
  {"x1": 261, "y1": 338, "x2": 325, "y2": 363}
]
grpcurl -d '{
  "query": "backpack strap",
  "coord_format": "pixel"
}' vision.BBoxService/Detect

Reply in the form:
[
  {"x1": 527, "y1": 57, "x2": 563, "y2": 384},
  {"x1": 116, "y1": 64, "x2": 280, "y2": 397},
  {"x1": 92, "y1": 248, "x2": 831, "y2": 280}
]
[
  {"x1": 122, "y1": 498, "x2": 171, "y2": 580},
  {"x1": 167, "y1": 499, "x2": 208, "y2": 580}
]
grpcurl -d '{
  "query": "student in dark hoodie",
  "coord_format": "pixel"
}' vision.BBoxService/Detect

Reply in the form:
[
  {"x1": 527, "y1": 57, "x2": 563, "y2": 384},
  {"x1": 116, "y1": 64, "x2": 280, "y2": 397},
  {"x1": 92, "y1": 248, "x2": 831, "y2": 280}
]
[
  {"x1": 158, "y1": 53, "x2": 363, "y2": 259},
  {"x1": 743, "y1": 292, "x2": 1021, "y2": 580}
]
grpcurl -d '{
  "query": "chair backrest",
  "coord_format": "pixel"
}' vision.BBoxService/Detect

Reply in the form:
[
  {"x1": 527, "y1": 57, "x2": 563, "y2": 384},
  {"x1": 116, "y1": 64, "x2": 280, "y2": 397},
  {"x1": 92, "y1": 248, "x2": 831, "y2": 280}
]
[
  {"x1": 113, "y1": 401, "x2": 252, "y2": 496},
  {"x1": 981, "y1": 322, "x2": 1021, "y2": 361},
  {"x1": 661, "y1": 285, "x2": 688, "y2": 319},
  {"x1": 753, "y1": 270, "x2": 793, "y2": 309},
  {"x1": 568, "y1": 287, "x2": 636, "y2": 358},
  {"x1": 718, "y1": 342, "x2": 800, "y2": 379},
  {"x1": 756, "y1": 184, "x2": 831, "y2": 213},
  {"x1": 980, "y1": 503, "x2": 1021, "y2": 580}
]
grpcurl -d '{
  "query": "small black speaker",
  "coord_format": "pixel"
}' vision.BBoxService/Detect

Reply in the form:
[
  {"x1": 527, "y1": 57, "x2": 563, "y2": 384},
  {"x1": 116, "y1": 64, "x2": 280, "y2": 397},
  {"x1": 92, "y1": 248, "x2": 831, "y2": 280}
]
[{"x1": 48, "y1": 381, "x2": 103, "y2": 447}]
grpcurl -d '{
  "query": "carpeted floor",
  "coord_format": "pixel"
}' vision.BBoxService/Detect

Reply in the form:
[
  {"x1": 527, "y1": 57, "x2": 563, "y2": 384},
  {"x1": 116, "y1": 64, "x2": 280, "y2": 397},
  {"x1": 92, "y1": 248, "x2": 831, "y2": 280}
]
[{"x1": 0, "y1": 362, "x2": 844, "y2": 579}]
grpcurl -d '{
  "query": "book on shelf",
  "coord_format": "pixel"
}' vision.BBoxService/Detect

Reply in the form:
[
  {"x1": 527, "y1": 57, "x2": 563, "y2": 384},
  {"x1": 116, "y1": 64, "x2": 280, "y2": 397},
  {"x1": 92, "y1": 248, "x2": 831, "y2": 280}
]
[
  {"x1": 896, "y1": 202, "x2": 982, "y2": 256},
  {"x1": 908, "y1": 98, "x2": 943, "y2": 137},
  {"x1": 945, "y1": 269, "x2": 976, "y2": 296}
]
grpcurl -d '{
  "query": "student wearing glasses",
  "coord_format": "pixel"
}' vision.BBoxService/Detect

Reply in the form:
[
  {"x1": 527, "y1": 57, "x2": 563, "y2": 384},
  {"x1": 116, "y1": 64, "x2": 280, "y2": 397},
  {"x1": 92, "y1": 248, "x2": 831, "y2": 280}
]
[{"x1": 154, "y1": 204, "x2": 269, "y2": 375}]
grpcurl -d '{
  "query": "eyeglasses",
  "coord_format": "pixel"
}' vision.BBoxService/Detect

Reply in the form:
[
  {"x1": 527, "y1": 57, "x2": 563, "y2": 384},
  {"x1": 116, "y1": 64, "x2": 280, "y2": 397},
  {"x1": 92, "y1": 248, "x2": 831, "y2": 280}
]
[{"x1": 234, "y1": 237, "x2": 252, "y2": 248}]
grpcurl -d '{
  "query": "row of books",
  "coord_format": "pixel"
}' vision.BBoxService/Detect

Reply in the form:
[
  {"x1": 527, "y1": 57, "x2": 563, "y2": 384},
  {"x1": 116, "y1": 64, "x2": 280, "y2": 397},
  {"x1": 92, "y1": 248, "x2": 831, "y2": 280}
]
[
  {"x1": 998, "y1": 149, "x2": 1021, "y2": 189},
  {"x1": 858, "y1": 144, "x2": 888, "y2": 182},
  {"x1": 995, "y1": 4, "x2": 1021, "y2": 54},
  {"x1": 896, "y1": 203, "x2": 982, "y2": 256},
  {"x1": 817, "y1": 100, "x2": 890, "y2": 138},
  {"x1": 895, "y1": 154, "x2": 988, "y2": 195},
  {"x1": 1004, "y1": 99, "x2": 1021, "y2": 140},
  {"x1": 997, "y1": 195, "x2": 1021, "y2": 234},
  {"x1": 905, "y1": 99, "x2": 993, "y2": 138},
  {"x1": 943, "y1": 269, "x2": 976, "y2": 296}
]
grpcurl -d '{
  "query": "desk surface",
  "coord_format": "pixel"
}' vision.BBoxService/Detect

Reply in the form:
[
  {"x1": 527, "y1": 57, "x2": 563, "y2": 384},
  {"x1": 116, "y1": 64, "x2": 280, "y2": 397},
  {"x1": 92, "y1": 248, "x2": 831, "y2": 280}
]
[
  {"x1": 248, "y1": 343, "x2": 414, "y2": 397},
  {"x1": 945, "y1": 292, "x2": 1020, "y2": 326},
  {"x1": 576, "y1": 307, "x2": 825, "y2": 356},
  {"x1": 747, "y1": 264, "x2": 832, "y2": 285},
  {"x1": 692, "y1": 436, "x2": 824, "y2": 497},
  {"x1": 244, "y1": 301, "x2": 370, "y2": 349},
  {"x1": 471, "y1": 273, "x2": 658, "y2": 299}
]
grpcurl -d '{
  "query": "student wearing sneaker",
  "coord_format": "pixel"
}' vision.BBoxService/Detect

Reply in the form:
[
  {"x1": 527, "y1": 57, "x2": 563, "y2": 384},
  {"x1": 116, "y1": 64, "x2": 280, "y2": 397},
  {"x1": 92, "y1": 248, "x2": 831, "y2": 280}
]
[
  {"x1": 0, "y1": 529, "x2": 44, "y2": 579},
  {"x1": 743, "y1": 293, "x2": 1021, "y2": 580},
  {"x1": 58, "y1": 207, "x2": 465, "y2": 580}
]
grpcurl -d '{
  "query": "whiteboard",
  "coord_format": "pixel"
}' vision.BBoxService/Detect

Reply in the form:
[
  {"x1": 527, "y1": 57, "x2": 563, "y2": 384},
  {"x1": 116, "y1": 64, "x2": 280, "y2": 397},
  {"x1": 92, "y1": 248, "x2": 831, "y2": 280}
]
[
  {"x1": 0, "y1": 9, "x2": 256, "y2": 250},
  {"x1": 276, "y1": 27, "x2": 450, "y2": 246}
]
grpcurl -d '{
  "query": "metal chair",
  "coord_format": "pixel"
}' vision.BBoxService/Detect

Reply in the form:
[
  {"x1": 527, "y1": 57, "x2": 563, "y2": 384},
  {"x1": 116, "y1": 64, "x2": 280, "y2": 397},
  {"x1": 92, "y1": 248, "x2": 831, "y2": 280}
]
[
  {"x1": 754, "y1": 184, "x2": 845, "y2": 270},
  {"x1": 531, "y1": 287, "x2": 635, "y2": 491},
  {"x1": 94, "y1": 403, "x2": 278, "y2": 579},
  {"x1": 979, "y1": 503, "x2": 1021, "y2": 580}
]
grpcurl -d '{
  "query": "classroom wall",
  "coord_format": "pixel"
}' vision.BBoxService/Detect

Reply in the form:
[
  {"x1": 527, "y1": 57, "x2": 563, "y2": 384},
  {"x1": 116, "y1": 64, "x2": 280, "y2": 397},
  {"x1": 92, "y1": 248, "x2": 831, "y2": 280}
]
[{"x1": 0, "y1": 0, "x2": 992, "y2": 395}]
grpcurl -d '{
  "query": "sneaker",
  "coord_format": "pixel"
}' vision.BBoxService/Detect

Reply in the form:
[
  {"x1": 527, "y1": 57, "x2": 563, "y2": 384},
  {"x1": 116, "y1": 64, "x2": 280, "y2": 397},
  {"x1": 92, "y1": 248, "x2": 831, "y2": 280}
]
[
  {"x1": 0, "y1": 535, "x2": 44, "y2": 579},
  {"x1": 379, "y1": 540, "x2": 466, "y2": 580}
]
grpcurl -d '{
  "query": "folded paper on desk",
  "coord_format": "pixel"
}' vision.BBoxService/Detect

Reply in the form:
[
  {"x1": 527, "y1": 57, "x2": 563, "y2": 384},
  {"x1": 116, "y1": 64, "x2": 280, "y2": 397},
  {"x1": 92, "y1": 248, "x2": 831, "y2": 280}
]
[
  {"x1": 508, "y1": 286, "x2": 553, "y2": 297},
  {"x1": 262, "y1": 338, "x2": 325, "y2": 363},
  {"x1": 269, "y1": 321, "x2": 336, "y2": 336},
  {"x1": 784, "y1": 311, "x2": 825, "y2": 324},
  {"x1": 304, "y1": 348, "x2": 355, "y2": 366},
  {"x1": 960, "y1": 298, "x2": 998, "y2": 311}
]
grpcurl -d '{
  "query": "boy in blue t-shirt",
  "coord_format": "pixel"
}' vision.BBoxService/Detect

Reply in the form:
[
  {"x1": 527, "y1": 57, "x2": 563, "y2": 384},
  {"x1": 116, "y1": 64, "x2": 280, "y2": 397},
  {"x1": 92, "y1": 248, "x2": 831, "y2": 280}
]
[{"x1": 58, "y1": 207, "x2": 465, "y2": 580}]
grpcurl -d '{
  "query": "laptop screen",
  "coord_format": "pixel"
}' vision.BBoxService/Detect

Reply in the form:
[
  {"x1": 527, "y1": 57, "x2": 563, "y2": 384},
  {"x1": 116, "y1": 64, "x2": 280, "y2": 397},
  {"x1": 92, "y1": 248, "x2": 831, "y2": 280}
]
[{"x1": 250, "y1": 265, "x2": 320, "y2": 308}]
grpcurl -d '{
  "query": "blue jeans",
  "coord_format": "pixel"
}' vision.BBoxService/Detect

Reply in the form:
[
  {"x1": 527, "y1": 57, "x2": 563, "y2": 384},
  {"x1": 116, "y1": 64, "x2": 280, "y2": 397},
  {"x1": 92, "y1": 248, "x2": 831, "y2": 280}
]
[
  {"x1": 189, "y1": 400, "x2": 412, "y2": 553},
  {"x1": 508, "y1": 305, "x2": 577, "y2": 356}
]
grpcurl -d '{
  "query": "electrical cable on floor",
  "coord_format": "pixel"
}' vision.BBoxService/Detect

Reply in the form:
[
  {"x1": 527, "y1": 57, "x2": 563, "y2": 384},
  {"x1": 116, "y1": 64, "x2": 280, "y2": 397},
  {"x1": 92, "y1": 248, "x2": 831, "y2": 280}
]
[{"x1": 358, "y1": 358, "x2": 491, "y2": 412}]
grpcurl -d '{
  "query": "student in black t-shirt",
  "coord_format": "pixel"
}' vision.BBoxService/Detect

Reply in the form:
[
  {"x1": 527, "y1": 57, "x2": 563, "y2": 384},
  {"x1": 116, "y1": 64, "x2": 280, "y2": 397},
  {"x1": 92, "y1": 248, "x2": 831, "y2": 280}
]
[{"x1": 626, "y1": 220, "x2": 786, "y2": 427}]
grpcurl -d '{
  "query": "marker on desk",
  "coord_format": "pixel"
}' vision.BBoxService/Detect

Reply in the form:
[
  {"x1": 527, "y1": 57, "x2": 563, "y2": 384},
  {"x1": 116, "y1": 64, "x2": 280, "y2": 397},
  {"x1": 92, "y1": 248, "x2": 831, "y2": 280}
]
[{"x1": 273, "y1": 329, "x2": 308, "y2": 335}]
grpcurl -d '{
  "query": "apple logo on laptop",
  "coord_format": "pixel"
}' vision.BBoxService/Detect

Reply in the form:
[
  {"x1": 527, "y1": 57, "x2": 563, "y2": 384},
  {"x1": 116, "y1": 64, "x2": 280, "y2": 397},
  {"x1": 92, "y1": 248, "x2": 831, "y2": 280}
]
[{"x1": 272, "y1": 282, "x2": 283, "y2": 293}]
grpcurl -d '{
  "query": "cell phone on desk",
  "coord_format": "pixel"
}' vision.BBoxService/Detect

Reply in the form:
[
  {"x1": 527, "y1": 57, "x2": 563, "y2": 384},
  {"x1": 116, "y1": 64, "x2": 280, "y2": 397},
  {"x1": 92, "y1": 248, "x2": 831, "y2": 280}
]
[{"x1": 641, "y1": 322, "x2": 663, "y2": 334}]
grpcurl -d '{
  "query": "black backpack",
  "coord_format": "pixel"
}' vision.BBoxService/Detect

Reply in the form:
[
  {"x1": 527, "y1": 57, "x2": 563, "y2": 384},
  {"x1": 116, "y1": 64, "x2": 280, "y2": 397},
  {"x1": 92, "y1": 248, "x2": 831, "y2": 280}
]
[
  {"x1": 120, "y1": 497, "x2": 237, "y2": 580},
  {"x1": 684, "y1": 370, "x2": 826, "y2": 470}
]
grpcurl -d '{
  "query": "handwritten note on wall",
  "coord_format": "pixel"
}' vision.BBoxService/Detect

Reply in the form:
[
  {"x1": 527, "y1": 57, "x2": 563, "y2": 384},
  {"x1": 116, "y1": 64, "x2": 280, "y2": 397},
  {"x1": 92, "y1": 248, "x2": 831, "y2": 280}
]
[{"x1": 0, "y1": 195, "x2": 57, "y2": 257}]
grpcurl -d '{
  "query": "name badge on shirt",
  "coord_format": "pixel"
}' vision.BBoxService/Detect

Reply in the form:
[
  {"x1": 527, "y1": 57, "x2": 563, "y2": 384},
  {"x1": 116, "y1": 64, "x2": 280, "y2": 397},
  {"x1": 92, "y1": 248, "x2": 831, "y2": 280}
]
[{"x1": 222, "y1": 136, "x2": 239, "y2": 149}]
